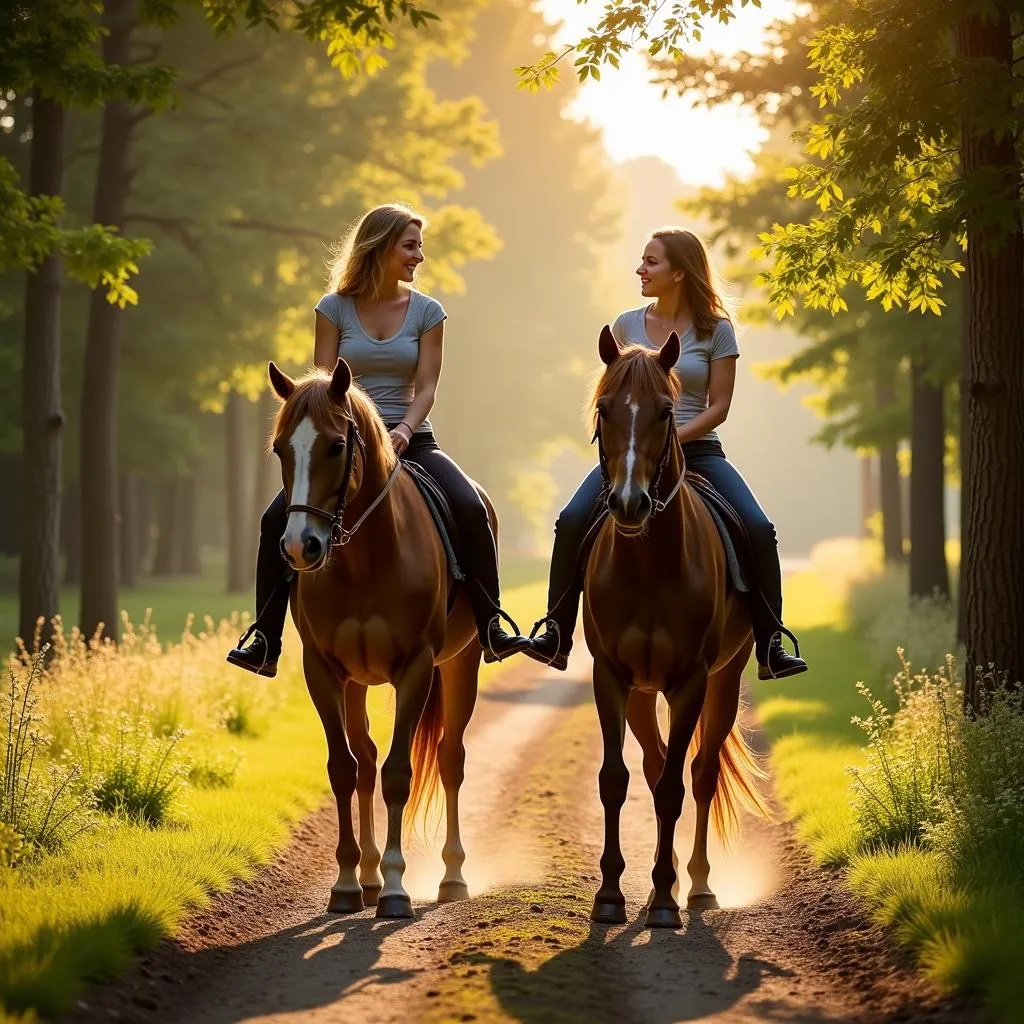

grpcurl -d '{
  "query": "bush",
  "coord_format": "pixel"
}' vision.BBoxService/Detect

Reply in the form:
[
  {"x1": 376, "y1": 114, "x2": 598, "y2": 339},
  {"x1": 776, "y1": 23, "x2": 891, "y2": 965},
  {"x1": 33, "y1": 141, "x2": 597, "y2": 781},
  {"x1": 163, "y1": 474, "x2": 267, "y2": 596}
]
[
  {"x1": 1, "y1": 653, "x2": 95, "y2": 858},
  {"x1": 187, "y1": 747, "x2": 242, "y2": 789}
]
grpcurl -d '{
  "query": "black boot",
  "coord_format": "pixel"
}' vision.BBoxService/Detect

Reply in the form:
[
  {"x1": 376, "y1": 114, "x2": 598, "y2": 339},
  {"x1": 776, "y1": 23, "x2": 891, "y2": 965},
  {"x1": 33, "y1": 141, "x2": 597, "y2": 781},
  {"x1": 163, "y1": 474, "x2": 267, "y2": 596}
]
[
  {"x1": 525, "y1": 619, "x2": 569, "y2": 672},
  {"x1": 226, "y1": 625, "x2": 280, "y2": 678},
  {"x1": 481, "y1": 614, "x2": 532, "y2": 663},
  {"x1": 757, "y1": 632, "x2": 808, "y2": 680}
]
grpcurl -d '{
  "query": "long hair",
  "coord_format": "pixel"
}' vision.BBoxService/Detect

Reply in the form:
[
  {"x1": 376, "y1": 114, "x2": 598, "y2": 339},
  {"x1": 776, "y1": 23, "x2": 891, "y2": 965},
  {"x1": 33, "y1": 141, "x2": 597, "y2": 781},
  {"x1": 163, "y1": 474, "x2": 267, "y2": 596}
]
[
  {"x1": 650, "y1": 228, "x2": 734, "y2": 340},
  {"x1": 327, "y1": 203, "x2": 424, "y2": 298}
]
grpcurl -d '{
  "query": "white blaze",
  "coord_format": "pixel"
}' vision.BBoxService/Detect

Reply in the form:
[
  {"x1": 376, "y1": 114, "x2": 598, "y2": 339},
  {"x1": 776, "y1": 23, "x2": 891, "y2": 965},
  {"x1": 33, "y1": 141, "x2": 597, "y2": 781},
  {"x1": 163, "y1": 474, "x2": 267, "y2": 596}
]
[
  {"x1": 621, "y1": 393, "x2": 640, "y2": 504},
  {"x1": 284, "y1": 417, "x2": 318, "y2": 547}
]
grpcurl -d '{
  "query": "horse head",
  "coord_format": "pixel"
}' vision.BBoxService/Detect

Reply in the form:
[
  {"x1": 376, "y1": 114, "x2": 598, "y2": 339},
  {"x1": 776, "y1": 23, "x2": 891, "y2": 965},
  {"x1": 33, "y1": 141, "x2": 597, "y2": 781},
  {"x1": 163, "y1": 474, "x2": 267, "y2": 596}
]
[
  {"x1": 592, "y1": 326, "x2": 681, "y2": 534},
  {"x1": 268, "y1": 358, "x2": 395, "y2": 571}
]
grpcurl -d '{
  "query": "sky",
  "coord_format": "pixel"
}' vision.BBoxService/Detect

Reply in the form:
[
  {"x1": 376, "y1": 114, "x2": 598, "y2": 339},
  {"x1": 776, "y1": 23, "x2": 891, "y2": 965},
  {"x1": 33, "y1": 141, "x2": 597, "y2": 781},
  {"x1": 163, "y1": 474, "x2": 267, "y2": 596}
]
[{"x1": 534, "y1": 0, "x2": 800, "y2": 187}]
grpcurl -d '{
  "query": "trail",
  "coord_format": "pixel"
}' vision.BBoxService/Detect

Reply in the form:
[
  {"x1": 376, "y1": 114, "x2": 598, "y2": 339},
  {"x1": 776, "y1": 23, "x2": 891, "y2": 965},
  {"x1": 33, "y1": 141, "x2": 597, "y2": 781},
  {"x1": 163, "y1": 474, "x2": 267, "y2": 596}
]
[{"x1": 72, "y1": 647, "x2": 971, "y2": 1024}]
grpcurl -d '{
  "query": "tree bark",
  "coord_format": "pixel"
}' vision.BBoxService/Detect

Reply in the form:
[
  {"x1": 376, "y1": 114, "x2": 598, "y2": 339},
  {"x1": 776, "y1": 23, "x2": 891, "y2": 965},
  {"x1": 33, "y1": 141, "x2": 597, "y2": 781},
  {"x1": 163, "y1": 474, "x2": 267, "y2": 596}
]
[
  {"x1": 18, "y1": 93, "x2": 66, "y2": 650},
  {"x1": 956, "y1": 278, "x2": 970, "y2": 648},
  {"x1": 179, "y1": 473, "x2": 201, "y2": 575},
  {"x1": 249, "y1": 386, "x2": 277, "y2": 567},
  {"x1": 152, "y1": 478, "x2": 182, "y2": 577},
  {"x1": 119, "y1": 474, "x2": 138, "y2": 589},
  {"x1": 908, "y1": 362, "x2": 950, "y2": 600},
  {"x1": 874, "y1": 376, "x2": 905, "y2": 564},
  {"x1": 79, "y1": 0, "x2": 135, "y2": 644},
  {"x1": 63, "y1": 480, "x2": 81, "y2": 586},
  {"x1": 956, "y1": 6, "x2": 1024, "y2": 703},
  {"x1": 225, "y1": 391, "x2": 250, "y2": 593}
]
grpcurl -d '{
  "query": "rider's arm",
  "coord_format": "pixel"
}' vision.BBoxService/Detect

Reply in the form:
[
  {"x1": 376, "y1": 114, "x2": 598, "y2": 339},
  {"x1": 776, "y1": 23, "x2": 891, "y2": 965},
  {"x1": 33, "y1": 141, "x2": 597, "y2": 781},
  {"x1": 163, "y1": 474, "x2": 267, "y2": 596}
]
[
  {"x1": 675, "y1": 355, "x2": 737, "y2": 445},
  {"x1": 397, "y1": 321, "x2": 444, "y2": 436},
  {"x1": 313, "y1": 311, "x2": 341, "y2": 370}
]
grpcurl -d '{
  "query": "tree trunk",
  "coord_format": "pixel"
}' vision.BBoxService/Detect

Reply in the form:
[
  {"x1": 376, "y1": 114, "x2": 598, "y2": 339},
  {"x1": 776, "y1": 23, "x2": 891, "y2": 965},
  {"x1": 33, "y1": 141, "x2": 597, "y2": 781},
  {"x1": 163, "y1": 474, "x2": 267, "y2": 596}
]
[
  {"x1": 63, "y1": 480, "x2": 81, "y2": 586},
  {"x1": 858, "y1": 454, "x2": 877, "y2": 538},
  {"x1": 119, "y1": 473, "x2": 139, "y2": 589},
  {"x1": 956, "y1": 278, "x2": 970, "y2": 647},
  {"x1": 249, "y1": 387, "x2": 277, "y2": 567},
  {"x1": 179, "y1": 474, "x2": 201, "y2": 575},
  {"x1": 136, "y1": 476, "x2": 152, "y2": 577},
  {"x1": 152, "y1": 478, "x2": 182, "y2": 577},
  {"x1": 79, "y1": 0, "x2": 135, "y2": 644},
  {"x1": 18, "y1": 93, "x2": 66, "y2": 650},
  {"x1": 956, "y1": 8, "x2": 1024, "y2": 703},
  {"x1": 874, "y1": 376, "x2": 905, "y2": 564},
  {"x1": 225, "y1": 391, "x2": 250, "y2": 593},
  {"x1": 908, "y1": 362, "x2": 950, "y2": 600}
]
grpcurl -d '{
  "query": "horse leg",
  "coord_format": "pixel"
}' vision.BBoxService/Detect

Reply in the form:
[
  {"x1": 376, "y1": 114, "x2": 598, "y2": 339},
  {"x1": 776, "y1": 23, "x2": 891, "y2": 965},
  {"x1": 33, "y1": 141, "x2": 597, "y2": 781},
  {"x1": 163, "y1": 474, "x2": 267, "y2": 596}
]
[
  {"x1": 377, "y1": 648, "x2": 435, "y2": 919},
  {"x1": 344, "y1": 682, "x2": 383, "y2": 907},
  {"x1": 687, "y1": 638, "x2": 751, "y2": 911},
  {"x1": 437, "y1": 641, "x2": 480, "y2": 903},
  {"x1": 591, "y1": 655, "x2": 630, "y2": 924},
  {"x1": 625, "y1": 691, "x2": 679, "y2": 908},
  {"x1": 302, "y1": 648, "x2": 363, "y2": 914},
  {"x1": 646, "y1": 665, "x2": 709, "y2": 928}
]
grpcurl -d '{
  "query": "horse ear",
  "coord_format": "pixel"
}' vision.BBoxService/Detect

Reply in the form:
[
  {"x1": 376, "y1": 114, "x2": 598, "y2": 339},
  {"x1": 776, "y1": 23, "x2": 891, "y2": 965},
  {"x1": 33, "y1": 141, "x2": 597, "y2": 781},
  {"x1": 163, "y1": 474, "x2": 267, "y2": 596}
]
[
  {"x1": 599, "y1": 325, "x2": 620, "y2": 366},
  {"x1": 329, "y1": 358, "x2": 352, "y2": 402},
  {"x1": 268, "y1": 361, "x2": 295, "y2": 401},
  {"x1": 658, "y1": 331, "x2": 681, "y2": 374}
]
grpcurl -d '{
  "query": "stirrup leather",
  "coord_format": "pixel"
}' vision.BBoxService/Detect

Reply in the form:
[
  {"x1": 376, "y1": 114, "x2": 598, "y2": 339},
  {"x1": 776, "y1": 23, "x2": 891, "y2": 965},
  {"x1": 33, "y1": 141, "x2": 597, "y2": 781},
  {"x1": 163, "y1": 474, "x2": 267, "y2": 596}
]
[{"x1": 528, "y1": 617, "x2": 563, "y2": 667}]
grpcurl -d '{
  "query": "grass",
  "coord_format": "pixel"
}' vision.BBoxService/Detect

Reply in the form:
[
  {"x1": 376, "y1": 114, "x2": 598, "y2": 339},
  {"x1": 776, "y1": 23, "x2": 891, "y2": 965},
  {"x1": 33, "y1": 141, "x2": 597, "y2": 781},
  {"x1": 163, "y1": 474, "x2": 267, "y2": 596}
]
[
  {"x1": 0, "y1": 562, "x2": 548, "y2": 1023},
  {"x1": 755, "y1": 538, "x2": 1024, "y2": 1023}
]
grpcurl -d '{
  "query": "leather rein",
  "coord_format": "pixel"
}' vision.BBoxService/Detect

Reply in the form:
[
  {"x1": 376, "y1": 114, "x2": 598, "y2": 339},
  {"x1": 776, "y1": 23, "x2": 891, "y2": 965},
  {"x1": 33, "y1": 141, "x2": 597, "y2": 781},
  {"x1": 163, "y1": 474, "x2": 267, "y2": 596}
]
[{"x1": 285, "y1": 418, "x2": 403, "y2": 548}]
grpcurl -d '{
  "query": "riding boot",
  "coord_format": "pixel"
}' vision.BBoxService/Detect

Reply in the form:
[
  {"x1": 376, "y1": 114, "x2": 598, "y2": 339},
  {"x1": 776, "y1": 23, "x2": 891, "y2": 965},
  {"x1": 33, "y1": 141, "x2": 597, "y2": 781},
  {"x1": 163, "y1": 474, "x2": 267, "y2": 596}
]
[
  {"x1": 226, "y1": 490, "x2": 290, "y2": 678},
  {"x1": 751, "y1": 591, "x2": 807, "y2": 681},
  {"x1": 470, "y1": 582, "x2": 532, "y2": 664}
]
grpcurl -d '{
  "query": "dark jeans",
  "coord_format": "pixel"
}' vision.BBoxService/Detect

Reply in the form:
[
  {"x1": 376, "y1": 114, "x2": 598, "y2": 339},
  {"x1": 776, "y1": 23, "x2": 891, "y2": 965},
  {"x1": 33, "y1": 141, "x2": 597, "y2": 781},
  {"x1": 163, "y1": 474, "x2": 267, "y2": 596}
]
[
  {"x1": 252, "y1": 429, "x2": 503, "y2": 652},
  {"x1": 543, "y1": 439, "x2": 785, "y2": 662}
]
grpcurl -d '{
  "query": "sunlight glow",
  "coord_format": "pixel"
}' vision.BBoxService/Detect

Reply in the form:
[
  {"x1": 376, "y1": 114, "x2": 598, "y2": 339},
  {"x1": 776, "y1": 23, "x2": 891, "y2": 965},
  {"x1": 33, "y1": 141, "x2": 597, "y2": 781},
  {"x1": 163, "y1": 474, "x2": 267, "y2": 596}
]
[{"x1": 535, "y1": 0, "x2": 801, "y2": 186}]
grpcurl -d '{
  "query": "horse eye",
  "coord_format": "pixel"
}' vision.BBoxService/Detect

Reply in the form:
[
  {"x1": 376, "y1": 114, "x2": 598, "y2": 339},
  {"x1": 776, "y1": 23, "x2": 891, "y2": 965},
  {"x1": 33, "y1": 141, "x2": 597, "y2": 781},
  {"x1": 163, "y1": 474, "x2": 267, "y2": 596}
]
[{"x1": 328, "y1": 439, "x2": 346, "y2": 457}]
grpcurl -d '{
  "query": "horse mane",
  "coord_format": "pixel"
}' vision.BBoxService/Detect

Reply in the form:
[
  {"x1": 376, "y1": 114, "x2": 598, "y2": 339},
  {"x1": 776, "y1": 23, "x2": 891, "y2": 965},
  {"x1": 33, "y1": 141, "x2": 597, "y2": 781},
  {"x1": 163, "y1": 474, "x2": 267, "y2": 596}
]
[
  {"x1": 272, "y1": 369, "x2": 398, "y2": 478},
  {"x1": 586, "y1": 344, "x2": 681, "y2": 430}
]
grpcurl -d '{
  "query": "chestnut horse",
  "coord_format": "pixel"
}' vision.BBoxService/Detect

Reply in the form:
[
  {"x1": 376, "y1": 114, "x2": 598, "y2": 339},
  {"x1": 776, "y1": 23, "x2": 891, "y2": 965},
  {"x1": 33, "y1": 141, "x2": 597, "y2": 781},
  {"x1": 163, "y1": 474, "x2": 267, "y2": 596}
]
[
  {"x1": 583, "y1": 329, "x2": 771, "y2": 928},
  {"x1": 268, "y1": 358, "x2": 487, "y2": 918}
]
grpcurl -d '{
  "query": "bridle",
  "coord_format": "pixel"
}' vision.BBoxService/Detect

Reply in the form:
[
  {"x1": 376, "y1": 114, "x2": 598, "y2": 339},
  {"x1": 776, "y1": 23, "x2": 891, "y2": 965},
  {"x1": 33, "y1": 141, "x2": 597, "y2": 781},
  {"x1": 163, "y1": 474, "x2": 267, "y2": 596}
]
[
  {"x1": 592, "y1": 403, "x2": 686, "y2": 519},
  {"x1": 284, "y1": 417, "x2": 402, "y2": 550}
]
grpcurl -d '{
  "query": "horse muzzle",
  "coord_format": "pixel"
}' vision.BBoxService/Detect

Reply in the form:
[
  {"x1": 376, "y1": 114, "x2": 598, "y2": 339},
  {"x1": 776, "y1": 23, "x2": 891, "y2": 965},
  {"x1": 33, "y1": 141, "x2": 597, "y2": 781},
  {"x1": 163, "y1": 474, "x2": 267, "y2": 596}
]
[
  {"x1": 606, "y1": 488, "x2": 653, "y2": 533},
  {"x1": 280, "y1": 528, "x2": 329, "y2": 572}
]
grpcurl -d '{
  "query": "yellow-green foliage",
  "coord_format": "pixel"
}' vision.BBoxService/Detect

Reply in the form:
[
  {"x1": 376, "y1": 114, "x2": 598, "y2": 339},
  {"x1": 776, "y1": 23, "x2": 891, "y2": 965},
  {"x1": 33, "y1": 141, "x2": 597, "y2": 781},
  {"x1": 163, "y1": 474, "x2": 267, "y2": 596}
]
[{"x1": 757, "y1": 544, "x2": 1024, "y2": 1022}]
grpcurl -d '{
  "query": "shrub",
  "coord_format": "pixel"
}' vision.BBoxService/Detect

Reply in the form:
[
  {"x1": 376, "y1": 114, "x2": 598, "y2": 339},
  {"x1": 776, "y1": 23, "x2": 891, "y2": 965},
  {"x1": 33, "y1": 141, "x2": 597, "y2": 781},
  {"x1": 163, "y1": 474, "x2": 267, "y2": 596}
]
[{"x1": 187, "y1": 748, "x2": 242, "y2": 789}]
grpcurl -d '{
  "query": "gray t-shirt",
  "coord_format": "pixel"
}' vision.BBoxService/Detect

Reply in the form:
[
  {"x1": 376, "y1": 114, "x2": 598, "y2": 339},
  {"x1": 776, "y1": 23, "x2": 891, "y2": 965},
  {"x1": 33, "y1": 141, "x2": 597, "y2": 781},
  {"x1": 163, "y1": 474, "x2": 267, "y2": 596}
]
[
  {"x1": 611, "y1": 306, "x2": 739, "y2": 442},
  {"x1": 314, "y1": 288, "x2": 446, "y2": 433}
]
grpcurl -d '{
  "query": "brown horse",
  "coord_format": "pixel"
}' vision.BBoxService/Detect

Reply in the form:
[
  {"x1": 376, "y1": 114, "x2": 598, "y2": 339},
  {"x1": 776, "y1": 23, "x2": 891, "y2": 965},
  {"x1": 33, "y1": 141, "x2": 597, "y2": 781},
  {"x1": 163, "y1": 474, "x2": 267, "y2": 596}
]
[
  {"x1": 582, "y1": 328, "x2": 771, "y2": 928},
  {"x1": 268, "y1": 358, "x2": 486, "y2": 918}
]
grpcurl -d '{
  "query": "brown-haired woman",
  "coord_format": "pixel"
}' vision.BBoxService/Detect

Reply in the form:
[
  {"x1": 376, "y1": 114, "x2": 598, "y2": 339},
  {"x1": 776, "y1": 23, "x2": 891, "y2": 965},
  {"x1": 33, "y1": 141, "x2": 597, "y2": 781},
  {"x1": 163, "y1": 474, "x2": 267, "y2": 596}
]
[
  {"x1": 228, "y1": 203, "x2": 530, "y2": 676},
  {"x1": 527, "y1": 227, "x2": 808, "y2": 680}
]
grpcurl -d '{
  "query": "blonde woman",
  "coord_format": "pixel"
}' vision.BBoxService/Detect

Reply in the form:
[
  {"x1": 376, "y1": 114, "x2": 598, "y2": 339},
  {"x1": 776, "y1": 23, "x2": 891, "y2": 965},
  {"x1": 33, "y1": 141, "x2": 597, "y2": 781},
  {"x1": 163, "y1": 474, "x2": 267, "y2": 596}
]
[
  {"x1": 527, "y1": 228, "x2": 808, "y2": 680},
  {"x1": 228, "y1": 204, "x2": 530, "y2": 675}
]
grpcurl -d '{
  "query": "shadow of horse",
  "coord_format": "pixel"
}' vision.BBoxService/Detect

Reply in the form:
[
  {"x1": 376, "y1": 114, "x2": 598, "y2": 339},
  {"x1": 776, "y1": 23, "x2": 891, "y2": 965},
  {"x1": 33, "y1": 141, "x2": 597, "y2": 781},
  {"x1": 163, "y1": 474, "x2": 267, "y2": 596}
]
[
  {"x1": 453, "y1": 911, "x2": 807, "y2": 1024},
  {"x1": 170, "y1": 903, "x2": 445, "y2": 1023}
]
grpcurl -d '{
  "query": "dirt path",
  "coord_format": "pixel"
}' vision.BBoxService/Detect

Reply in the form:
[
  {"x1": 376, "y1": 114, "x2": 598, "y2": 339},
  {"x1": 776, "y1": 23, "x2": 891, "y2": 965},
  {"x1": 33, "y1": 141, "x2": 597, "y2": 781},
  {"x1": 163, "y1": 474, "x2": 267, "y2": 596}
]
[{"x1": 72, "y1": 650, "x2": 973, "y2": 1024}]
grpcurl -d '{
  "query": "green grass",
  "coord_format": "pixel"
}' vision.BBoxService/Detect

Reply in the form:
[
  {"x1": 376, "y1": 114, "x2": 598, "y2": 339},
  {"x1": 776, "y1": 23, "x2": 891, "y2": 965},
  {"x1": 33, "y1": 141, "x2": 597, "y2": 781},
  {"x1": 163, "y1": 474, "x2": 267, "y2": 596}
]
[
  {"x1": 0, "y1": 572, "x2": 547, "y2": 1023},
  {"x1": 756, "y1": 555, "x2": 1024, "y2": 1022}
]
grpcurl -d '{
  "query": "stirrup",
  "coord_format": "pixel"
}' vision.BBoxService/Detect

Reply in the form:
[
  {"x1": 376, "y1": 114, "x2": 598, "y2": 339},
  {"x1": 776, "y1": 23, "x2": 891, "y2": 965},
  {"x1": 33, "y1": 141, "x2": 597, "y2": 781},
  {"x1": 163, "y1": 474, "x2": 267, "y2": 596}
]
[
  {"x1": 528, "y1": 617, "x2": 563, "y2": 667},
  {"x1": 232, "y1": 625, "x2": 271, "y2": 674}
]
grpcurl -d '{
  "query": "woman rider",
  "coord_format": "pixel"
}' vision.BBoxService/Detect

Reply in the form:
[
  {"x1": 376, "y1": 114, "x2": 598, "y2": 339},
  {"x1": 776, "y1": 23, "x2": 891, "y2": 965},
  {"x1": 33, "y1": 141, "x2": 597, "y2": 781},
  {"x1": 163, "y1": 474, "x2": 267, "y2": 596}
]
[
  {"x1": 526, "y1": 227, "x2": 808, "y2": 681},
  {"x1": 227, "y1": 203, "x2": 531, "y2": 675}
]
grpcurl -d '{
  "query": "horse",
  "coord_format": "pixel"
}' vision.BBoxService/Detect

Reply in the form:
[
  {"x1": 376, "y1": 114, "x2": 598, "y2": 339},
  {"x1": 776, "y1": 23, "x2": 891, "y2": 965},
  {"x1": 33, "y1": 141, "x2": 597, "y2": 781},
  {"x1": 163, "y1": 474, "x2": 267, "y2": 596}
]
[
  {"x1": 581, "y1": 328, "x2": 771, "y2": 928},
  {"x1": 267, "y1": 357, "x2": 487, "y2": 919}
]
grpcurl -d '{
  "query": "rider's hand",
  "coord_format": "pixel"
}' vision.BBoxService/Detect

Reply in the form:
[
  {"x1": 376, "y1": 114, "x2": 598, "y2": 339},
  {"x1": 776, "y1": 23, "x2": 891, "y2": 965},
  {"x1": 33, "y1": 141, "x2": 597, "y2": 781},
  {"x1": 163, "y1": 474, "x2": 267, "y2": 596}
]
[{"x1": 390, "y1": 425, "x2": 412, "y2": 455}]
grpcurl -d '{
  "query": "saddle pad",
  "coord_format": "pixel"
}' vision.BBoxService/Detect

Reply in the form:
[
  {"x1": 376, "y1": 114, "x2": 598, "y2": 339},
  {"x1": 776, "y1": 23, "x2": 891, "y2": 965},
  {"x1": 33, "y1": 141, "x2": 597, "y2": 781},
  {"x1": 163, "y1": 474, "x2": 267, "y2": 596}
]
[
  {"x1": 684, "y1": 471, "x2": 750, "y2": 594},
  {"x1": 400, "y1": 460, "x2": 467, "y2": 584}
]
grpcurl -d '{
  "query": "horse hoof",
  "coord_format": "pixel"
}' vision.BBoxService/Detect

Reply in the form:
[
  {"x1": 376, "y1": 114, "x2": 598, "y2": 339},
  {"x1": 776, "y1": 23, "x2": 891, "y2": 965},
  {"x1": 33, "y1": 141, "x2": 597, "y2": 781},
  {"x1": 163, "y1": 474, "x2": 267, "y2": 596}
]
[
  {"x1": 645, "y1": 906, "x2": 682, "y2": 929},
  {"x1": 438, "y1": 881, "x2": 470, "y2": 904},
  {"x1": 591, "y1": 900, "x2": 627, "y2": 924},
  {"x1": 361, "y1": 884, "x2": 382, "y2": 908},
  {"x1": 376, "y1": 894, "x2": 415, "y2": 919},
  {"x1": 327, "y1": 889, "x2": 364, "y2": 914},
  {"x1": 687, "y1": 892, "x2": 719, "y2": 911}
]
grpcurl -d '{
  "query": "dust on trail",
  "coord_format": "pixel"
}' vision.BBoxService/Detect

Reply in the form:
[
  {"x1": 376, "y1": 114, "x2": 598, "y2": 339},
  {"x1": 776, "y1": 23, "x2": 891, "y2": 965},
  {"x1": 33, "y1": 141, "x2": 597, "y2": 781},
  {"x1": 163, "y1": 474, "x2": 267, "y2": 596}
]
[{"x1": 71, "y1": 649, "x2": 972, "y2": 1024}]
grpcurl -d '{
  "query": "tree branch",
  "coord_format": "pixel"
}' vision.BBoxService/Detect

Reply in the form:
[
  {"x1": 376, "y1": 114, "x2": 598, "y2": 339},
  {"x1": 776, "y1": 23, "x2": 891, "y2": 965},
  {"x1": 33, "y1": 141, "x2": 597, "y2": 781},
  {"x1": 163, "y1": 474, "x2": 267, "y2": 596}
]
[{"x1": 221, "y1": 218, "x2": 327, "y2": 239}]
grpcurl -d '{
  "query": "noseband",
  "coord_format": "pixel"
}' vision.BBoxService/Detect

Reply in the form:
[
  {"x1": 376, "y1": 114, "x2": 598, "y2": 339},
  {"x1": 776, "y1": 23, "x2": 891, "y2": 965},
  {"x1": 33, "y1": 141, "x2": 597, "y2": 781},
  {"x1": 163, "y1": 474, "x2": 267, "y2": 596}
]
[
  {"x1": 592, "y1": 407, "x2": 686, "y2": 518},
  {"x1": 284, "y1": 418, "x2": 402, "y2": 549}
]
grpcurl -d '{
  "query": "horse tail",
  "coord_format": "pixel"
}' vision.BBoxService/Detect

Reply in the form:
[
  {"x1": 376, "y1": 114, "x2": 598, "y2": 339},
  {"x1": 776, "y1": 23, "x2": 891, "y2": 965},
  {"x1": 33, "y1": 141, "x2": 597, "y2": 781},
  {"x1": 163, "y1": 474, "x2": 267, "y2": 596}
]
[
  {"x1": 407, "y1": 667, "x2": 443, "y2": 828},
  {"x1": 688, "y1": 699, "x2": 774, "y2": 847}
]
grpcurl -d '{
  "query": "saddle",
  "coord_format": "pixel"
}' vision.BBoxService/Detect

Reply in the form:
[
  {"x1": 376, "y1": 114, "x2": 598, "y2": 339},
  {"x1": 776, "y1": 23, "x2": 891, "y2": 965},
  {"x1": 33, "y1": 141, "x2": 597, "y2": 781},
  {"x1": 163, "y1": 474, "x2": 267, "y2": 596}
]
[
  {"x1": 400, "y1": 460, "x2": 467, "y2": 599},
  {"x1": 577, "y1": 473, "x2": 752, "y2": 594}
]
